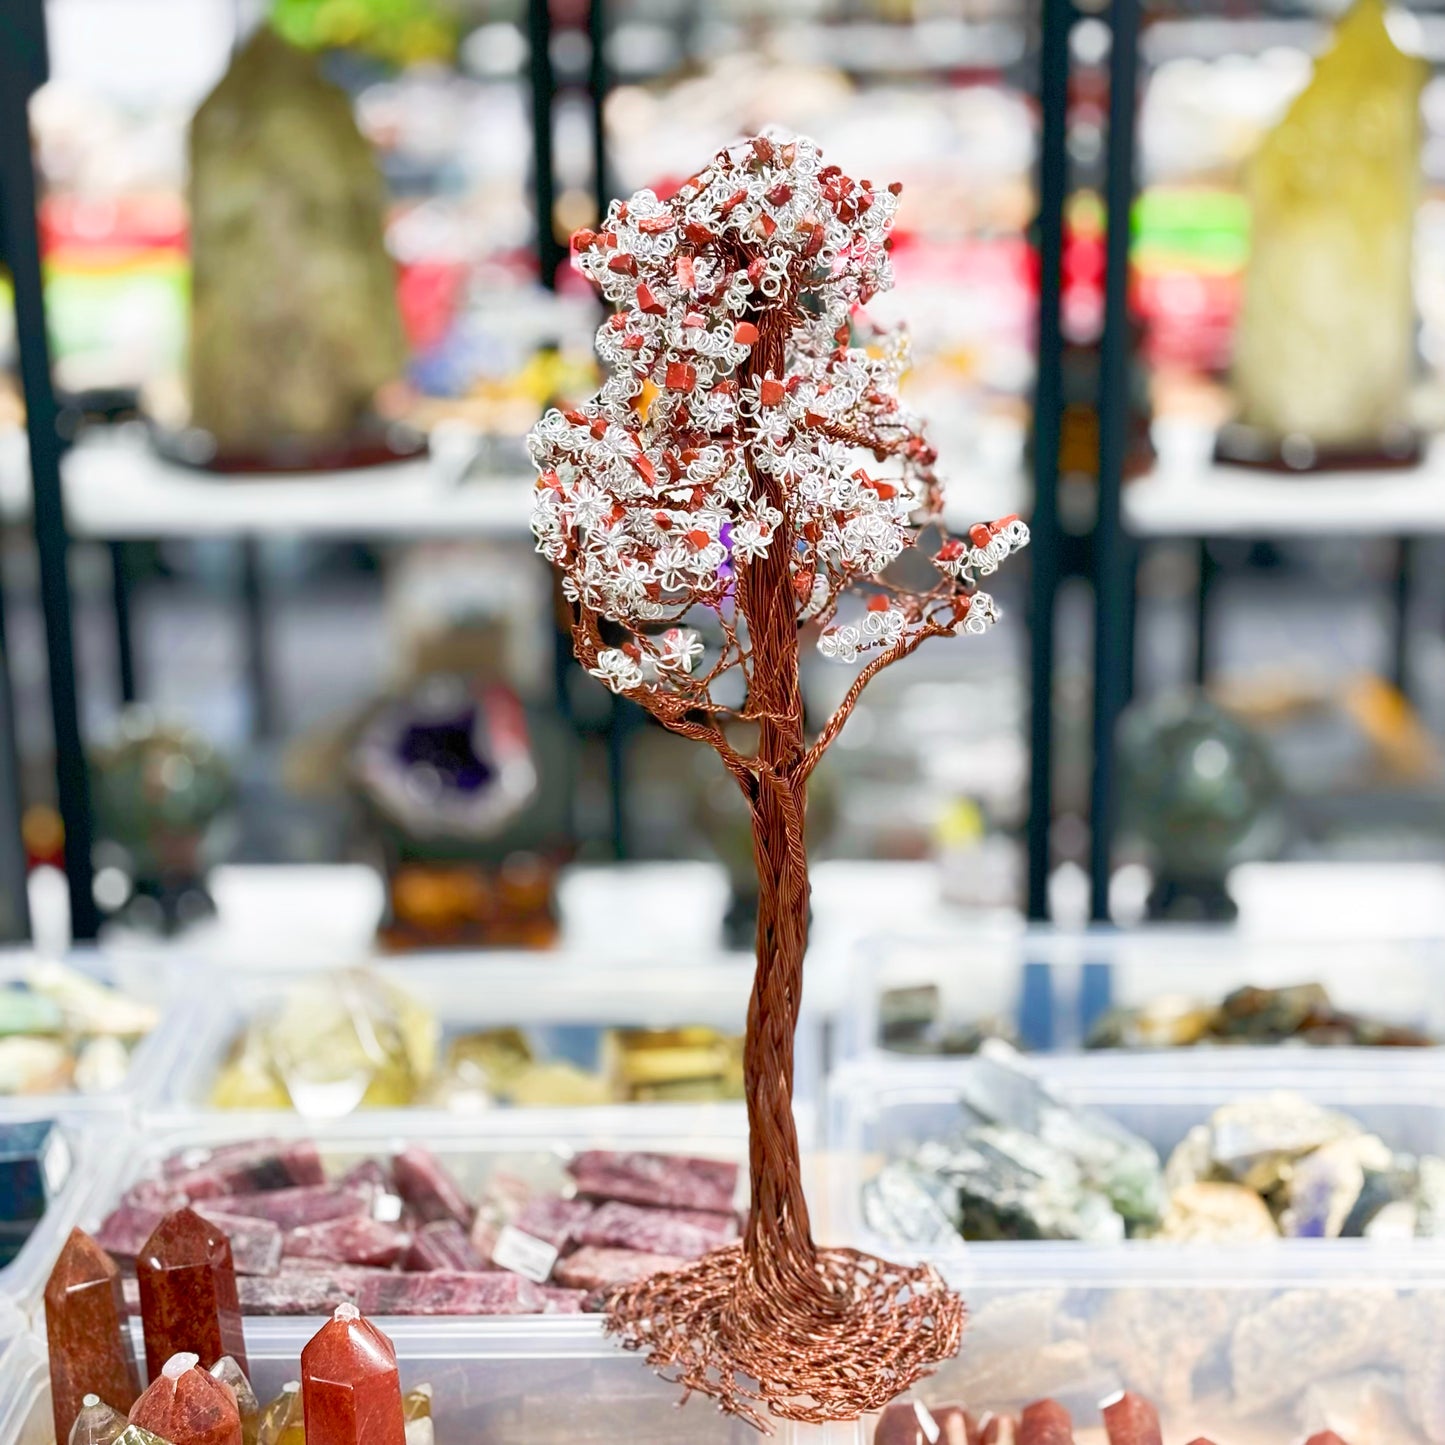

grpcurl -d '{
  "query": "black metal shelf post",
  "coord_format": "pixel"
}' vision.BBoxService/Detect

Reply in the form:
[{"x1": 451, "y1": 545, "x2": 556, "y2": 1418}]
[
  {"x1": 528, "y1": 0, "x2": 563, "y2": 289},
  {"x1": 1088, "y1": 0, "x2": 1142, "y2": 922},
  {"x1": 0, "y1": 0, "x2": 99, "y2": 939},
  {"x1": 1026, "y1": 0, "x2": 1073, "y2": 921}
]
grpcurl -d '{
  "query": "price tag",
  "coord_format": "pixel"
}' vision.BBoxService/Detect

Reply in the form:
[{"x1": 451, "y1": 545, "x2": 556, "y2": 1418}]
[{"x1": 491, "y1": 1225, "x2": 558, "y2": 1283}]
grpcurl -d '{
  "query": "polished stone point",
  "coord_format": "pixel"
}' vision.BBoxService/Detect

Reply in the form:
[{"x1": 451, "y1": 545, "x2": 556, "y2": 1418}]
[
  {"x1": 67, "y1": 1393, "x2": 130, "y2": 1445},
  {"x1": 129, "y1": 1352, "x2": 243, "y2": 1445},
  {"x1": 137, "y1": 1208, "x2": 249, "y2": 1379},
  {"x1": 1019, "y1": 1399, "x2": 1074, "y2": 1445},
  {"x1": 256, "y1": 1382, "x2": 305, "y2": 1445},
  {"x1": 208, "y1": 1356, "x2": 260, "y2": 1445},
  {"x1": 301, "y1": 1303, "x2": 406, "y2": 1445},
  {"x1": 45, "y1": 1227, "x2": 142, "y2": 1445},
  {"x1": 1100, "y1": 1391, "x2": 1162, "y2": 1445}
]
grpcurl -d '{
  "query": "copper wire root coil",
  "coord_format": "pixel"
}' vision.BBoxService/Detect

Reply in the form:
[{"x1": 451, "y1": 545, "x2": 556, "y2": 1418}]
[{"x1": 603, "y1": 1241, "x2": 966, "y2": 1432}]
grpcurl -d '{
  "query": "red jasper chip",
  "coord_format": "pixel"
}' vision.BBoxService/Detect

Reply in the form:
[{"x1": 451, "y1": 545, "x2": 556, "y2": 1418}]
[
  {"x1": 683, "y1": 311, "x2": 706, "y2": 329},
  {"x1": 632, "y1": 454, "x2": 656, "y2": 484},
  {"x1": 747, "y1": 257, "x2": 767, "y2": 283},
  {"x1": 938, "y1": 539, "x2": 965, "y2": 561},
  {"x1": 599, "y1": 232, "x2": 618, "y2": 249},
  {"x1": 607, "y1": 254, "x2": 638, "y2": 275},
  {"x1": 607, "y1": 313, "x2": 627, "y2": 331},
  {"x1": 888, "y1": 181, "x2": 903, "y2": 196},
  {"x1": 969, "y1": 523, "x2": 993, "y2": 548},
  {"x1": 759, "y1": 378, "x2": 785, "y2": 407},
  {"x1": 792, "y1": 570, "x2": 815, "y2": 603},
  {"x1": 665, "y1": 362, "x2": 698, "y2": 393},
  {"x1": 685, "y1": 529, "x2": 711, "y2": 549},
  {"x1": 675, "y1": 255, "x2": 696, "y2": 289},
  {"x1": 538, "y1": 470, "x2": 563, "y2": 491},
  {"x1": 638, "y1": 214, "x2": 675, "y2": 233},
  {"x1": 683, "y1": 221, "x2": 713, "y2": 245},
  {"x1": 680, "y1": 447, "x2": 700, "y2": 463},
  {"x1": 571, "y1": 228, "x2": 598, "y2": 251},
  {"x1": 802, "y1": 225, "x2": 825, "y2": 258},
  {"x1": 720, "y1": 189, "x2": 749, "y2": 217},
  {"x1": 621, "y1": 335, "x2": 645, "y2": 351},
  {"x1": 653, "y1": 512, "x2": 673, "y2": 530},
  {"x1": 804, "y1": 411, "x2": 827, "y2": 428},
  {"x1": 866, "y1": 595, "x2": 891, "y2": 613},
  {"x1": 750, "y1": 137, "x2": 774, "y2": 164},
  {"x1": 733, "y1": 322, "x2": 759, "y2": 346},
  {"x1": 757, "y1": 214, "x2": 778, "y2": 239},
  {"x1": 765, "y1": 183, "x2": 792, "y2": 206},
  {"x1": 636, "y1": 283, "x2": 665, "y2": 316}
]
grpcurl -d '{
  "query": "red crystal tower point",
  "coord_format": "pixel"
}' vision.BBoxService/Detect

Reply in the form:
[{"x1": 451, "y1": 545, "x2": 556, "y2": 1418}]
[
  {"x1": 137, "y1": 1207, "x2": 249, "y2": 1378},
  {"x1": 301, "y1": 1303, "x2": 407, "y2": 1445},
  {"x1": 1100, "y1": 1392, "x2": 1163, "y2": 1445},
  {"x1": 44, "y1": 1227, "x2": 142, "y2": 1445},
  {"x1": 129, "y1": 1353, "x2": 244, "y2": 1445}
]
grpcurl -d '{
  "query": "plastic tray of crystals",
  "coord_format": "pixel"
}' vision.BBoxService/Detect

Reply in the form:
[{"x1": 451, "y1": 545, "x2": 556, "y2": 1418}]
[
  {"x1": 822, "y1": 1053, "x2": 1445, "y2": 1444},
  {"x1": 0, "y1": 1315, "x2": 780, "y2": 1445},
  {"x1": 838, "y1": 927, "x2": 1445, "y2": 1064},
  {"x1": 6, "y1": 1107, "x2": 759, "y2": 1329},
  {"x1": 0, "y1": 948, "x2": 193, "y2": 1117},
  {"x1": 158, "y1": 955, "x2": 823, "y2": 1141}
]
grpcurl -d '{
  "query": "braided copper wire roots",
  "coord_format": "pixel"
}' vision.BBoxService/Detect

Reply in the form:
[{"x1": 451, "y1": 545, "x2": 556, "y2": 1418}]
[{"x1": 605, "y1": 1243, "x2": 965, "y2": 1432}]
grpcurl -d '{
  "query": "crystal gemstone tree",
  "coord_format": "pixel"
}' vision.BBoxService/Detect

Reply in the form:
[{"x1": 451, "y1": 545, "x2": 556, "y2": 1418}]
[{"x1": 529, "y1": 133, "x2": 1028, "y2": 1427}]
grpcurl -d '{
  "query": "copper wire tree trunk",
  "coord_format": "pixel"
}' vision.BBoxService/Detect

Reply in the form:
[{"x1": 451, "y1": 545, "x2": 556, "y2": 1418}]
[{"x1": 732, "y1": 310, "x2": 825, "y2": 1301}]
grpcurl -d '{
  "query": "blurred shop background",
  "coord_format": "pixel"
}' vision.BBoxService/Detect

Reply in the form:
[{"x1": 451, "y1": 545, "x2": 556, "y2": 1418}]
[{"x1": 3, "y1": 0, "x2": 1445, "y2": 954}]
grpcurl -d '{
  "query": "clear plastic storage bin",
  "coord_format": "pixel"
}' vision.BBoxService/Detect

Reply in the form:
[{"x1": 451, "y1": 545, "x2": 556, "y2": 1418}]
[
  {"x1": 0, "y1": 949, "x2": 190, "y2": 1117},
  {"x1": 822, "y1": 1055, "x2": 1445, "y2": 1443},
  {"x1": 839, "y1": 927, "x2": 1445, "y2": 1064},
  {"x1": 0, "y1": 1315, "x2": 774, "y2": 1445},
  {"x1": 8, "y1": 1108, "x2": 757, "y2": 1327},
  {"x1": 159, "y1": 956, "x2": 822, "y2": 1141}
]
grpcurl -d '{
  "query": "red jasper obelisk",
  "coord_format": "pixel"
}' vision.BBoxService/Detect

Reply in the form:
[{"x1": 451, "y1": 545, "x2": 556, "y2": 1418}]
[
  {"x1": 301, "y1": 1303, "x2": 406, "y2": 1445},
  {"x1": 137, "y1": 1207, "x2": 249, "y2": 1378},
  {"x1": 44, "y1": 1227, "x2": 142, "y2": 1444},
  {"x1": 130, "y1": 1352, "x2": 243, "y2": 1445}
]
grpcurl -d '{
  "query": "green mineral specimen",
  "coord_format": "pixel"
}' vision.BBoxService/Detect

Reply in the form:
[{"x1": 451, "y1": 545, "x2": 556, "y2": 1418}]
[{"x1": 188, "y1": 27, "x2": 407, "y2": 457}]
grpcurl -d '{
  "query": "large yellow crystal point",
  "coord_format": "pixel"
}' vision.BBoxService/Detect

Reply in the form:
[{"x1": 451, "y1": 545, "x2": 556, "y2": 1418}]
[{"x1": 1231, "y1": 0, "x2": 1425, "y2": 451}]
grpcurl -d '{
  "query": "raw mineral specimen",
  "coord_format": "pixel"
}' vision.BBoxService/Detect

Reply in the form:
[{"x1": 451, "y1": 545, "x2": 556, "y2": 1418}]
[
  {"x1": 874, "y1": 1400, "x2": 952, "y2": 1445},
  {"x1": 300, "y1": 1304, "x2": 406, "y2": 1445},
  {"x1": 512, "y1": 1194, "x2": 594, "y2": 1249},
  {"x1": 211, "y1": 1185, "x2": 372, "y2": 1230},
  {"x1": 165, "y1": 1141, "x2": 324, "y2": 1197},
  {"x1": 1155, "y1": 1181, "x2": 1277, "y2": 1242},
  {"x1": 0, "y1": 1118, "x2": 71, "y2": 1263},
  {"x1": 67, "y1": 1395, "x2": 130, "y2": 1445},
  {"x1": 209, "y1": 1357, "x2": 259, "y2": 1445},
  {"x1": 356, "y1": 1269, "x2": 542, "y2": 1316},
  {"x1": 552, "y1": 1245, "x2": 689, "y2": 1290},
  {"x1": 405, "y1": 1219, "x2": 485, "y2": 1272},
  {"x1": 576, "y1": 1199, "x2": 736, "y2": 1259},
  {"x1": 239, "y1": 1266, "x2": 380, "y2": 1316},
  {"x1": 567, "y1": 1150, "x2": 738, "y2": 1213},
  {"x1": 538, "y1": 1284, "x2": 588, "y2": 1313},
  {"x1": 137, "y1": 1208, "x2": 249, "y2": 1377},
  {"x1": 129, "y1": 1352, "x2": 244, "y2": 1445},
  {"x1": 392, "y1": 1147, "x2": 473, "y2": 1226},
  {"x1": 1230, "y1": 0, "x2": 1425, "y2": 453},
  {"x1": 192, "y1": 1211, "x2": 285, "y2": 1277},
  {"x1": 45, "y1": 1228, "x2": 143, "y2": 1444},
  {"x1": 188, "y1": 29, "x2": 407, "y2": 457},
  {"x1": 284, "y1": 1216, "x2": 412, "y2": 1268}
]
